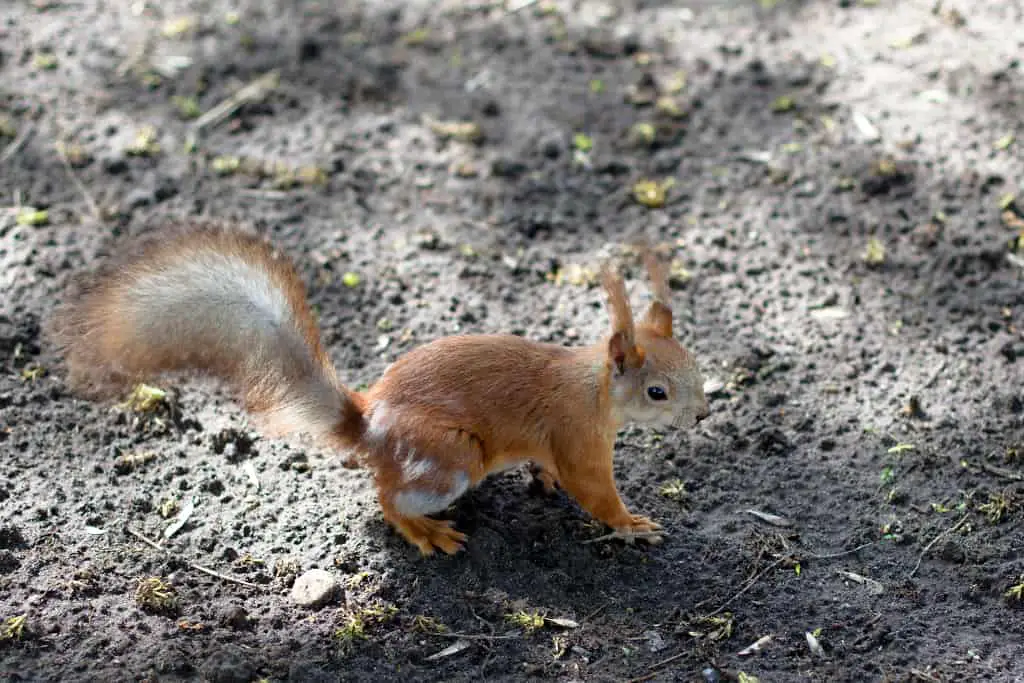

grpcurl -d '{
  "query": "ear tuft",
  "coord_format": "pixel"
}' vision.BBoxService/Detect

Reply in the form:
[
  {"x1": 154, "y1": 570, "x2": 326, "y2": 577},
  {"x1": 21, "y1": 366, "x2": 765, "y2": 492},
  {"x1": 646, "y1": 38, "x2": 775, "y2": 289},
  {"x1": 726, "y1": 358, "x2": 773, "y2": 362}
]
[
  {"x1": 643, "y1": 301, "x2": 673, "y2": 338},
  {"x1": 639, "y1": 248, "x2": 675, "y2": 338}
]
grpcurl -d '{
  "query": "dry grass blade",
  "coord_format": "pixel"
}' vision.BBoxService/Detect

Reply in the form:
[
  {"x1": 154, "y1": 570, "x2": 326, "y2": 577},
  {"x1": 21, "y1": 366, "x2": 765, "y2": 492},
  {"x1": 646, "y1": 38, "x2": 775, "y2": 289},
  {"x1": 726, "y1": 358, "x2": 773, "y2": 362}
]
[
  {"x1": 701, "y1": 555, "x2": 790, "y2": 618},
  {"x1": 908, "y1": 514, "x2": 970, "y2": 578},
  {"x1": 55, "y1": 140, "x2": 101, "y2": 222},
  {"x1": 126, "y1": 527, "x2": 262, "y2": 590},
  {"x1": 191, "y1": 71, "x2": 280, "y2": 135},
  {"x1": 0, "y1": 121, "x2": 36, "y2": 165}
]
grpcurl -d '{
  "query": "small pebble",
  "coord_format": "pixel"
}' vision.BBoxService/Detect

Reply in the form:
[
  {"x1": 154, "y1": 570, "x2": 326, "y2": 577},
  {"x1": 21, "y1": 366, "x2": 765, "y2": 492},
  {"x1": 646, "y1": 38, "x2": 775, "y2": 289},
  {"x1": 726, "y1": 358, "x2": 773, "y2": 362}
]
[{"x1": 290, "y1": 568, "x2": 339, "y2": 608}]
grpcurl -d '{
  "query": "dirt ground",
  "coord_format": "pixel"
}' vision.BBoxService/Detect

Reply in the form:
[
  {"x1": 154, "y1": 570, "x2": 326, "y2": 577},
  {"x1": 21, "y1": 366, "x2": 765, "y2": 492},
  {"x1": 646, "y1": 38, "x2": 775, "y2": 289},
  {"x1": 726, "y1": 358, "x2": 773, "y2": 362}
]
[{"x1": 1, "y1": 0, "x2": 1023, "y2": 681}]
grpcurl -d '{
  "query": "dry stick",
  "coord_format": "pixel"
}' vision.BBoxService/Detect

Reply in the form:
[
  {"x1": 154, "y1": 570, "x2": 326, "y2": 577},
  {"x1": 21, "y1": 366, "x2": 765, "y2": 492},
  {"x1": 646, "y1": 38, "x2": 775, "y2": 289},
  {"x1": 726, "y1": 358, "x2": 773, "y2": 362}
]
[
  {"x1": 804, "y1": 540, "x2": 877, "y2": 560},
  {"x1": 581, "y1": 530, "x2": 664, "y2": 545},
  {"x1": 0, "y1": 121, "x2": 36, "y2": 165},
  {"x1": 908, "y1": 514, "x2": 970, "y2": 579},
  {"x1": 920, "y1": 358, "x2": 948, "y2": 391},
  {"x1": 582, "y1": 601, "x2": 610, "y2": 622},
  {"x1": 506, "y1": 0, "x2": 540, "y2": 13},
  {"x1": 429, "y1": 631, "x2": 520, "y2": 641},
  {"x1": 55, "y1": 142, "x2": 101, "y2": 222},
  {"x1": 702, "y1": 555, "x2": 791, "y2": 619},
  {"x1": 126, "y1": 527, "x2": 263, "y2": 590},
  {"x1": 628, "y1": 553, "x2": 800, "y2": 683},
  {"x1": 977, "y1": 461, "x2": 1024, "y2": 482},
  {"x1": 191, "y1": 71, "x2": 280, "y2": 134},
  {"x1": 625, "y1": 650, "x2": 689, "y2": 683}
]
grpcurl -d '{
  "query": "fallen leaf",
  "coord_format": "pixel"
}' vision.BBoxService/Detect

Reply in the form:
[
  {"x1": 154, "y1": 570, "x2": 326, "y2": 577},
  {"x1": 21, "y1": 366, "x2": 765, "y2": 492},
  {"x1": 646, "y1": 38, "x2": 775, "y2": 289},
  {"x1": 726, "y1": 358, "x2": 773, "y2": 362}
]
[
  {"x1": 738, "y1": 634, "x2": 772, "y2": 656},
  {"x1": 163, "y1": 496, "x2": 197, "y2": 539},
  {"x1": 994, "y1": 134, "x2": 1015, "y2": 151},
  {"x1": 425, "y1": 640, "x2": 471, "y2": 661}
]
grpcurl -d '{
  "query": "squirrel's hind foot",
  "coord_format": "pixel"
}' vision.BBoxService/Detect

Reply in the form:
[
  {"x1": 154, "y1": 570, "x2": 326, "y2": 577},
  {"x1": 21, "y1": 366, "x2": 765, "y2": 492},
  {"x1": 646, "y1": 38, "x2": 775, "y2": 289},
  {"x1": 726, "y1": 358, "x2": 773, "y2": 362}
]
[{"x1": 385, "y1": 512, "x2": 468, "y2": 556}]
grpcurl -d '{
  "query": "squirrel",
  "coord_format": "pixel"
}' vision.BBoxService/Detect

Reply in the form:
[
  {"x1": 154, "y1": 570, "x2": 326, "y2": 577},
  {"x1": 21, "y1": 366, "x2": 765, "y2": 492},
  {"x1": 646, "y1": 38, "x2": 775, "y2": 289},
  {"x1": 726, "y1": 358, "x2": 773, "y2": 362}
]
[{"x1": 47, "y1": 223, "x2": 710, "y2": 556}]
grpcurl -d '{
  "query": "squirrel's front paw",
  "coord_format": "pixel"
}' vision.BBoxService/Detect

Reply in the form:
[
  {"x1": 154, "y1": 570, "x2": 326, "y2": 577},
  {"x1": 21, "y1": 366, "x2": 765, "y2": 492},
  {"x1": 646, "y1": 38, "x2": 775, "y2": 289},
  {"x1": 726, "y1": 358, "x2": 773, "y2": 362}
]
[
  {"x1": 528, "y1": 464, "x2": 560, "y2": 496},
  {"x1": 612, "y1": 515, "x2": 664, "y2": 545}
]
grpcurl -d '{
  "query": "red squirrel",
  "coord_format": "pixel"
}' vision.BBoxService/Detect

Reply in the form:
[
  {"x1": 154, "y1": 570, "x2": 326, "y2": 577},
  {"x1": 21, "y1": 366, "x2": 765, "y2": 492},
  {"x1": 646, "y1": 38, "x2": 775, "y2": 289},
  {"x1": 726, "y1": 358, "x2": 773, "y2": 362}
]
[{"x1": 48, "y1": 223, "x2": 709, "y2": 555}]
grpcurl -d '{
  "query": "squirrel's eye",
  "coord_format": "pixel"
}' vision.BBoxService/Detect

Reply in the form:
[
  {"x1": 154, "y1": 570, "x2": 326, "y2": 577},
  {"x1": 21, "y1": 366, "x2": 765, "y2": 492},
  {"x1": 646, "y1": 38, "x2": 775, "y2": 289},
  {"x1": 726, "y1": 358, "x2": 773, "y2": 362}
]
[{"x1": 647, "y1": 386, "x2": 668, "y2": 401}]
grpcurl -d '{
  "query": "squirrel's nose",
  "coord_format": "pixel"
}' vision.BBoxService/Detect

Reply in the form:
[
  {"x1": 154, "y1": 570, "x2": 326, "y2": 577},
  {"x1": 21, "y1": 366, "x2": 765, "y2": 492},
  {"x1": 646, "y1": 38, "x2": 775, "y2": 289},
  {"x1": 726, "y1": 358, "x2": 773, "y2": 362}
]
[{"x1": 695, "y1": 407, "x2": 710, "y2": 424}]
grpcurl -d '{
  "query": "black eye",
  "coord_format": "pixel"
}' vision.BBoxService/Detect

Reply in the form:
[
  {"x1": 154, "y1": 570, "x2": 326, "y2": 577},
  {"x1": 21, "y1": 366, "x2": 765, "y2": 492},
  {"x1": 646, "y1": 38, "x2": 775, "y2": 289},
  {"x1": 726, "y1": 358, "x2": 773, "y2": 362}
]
[{"x1": 647, "y1": 386, "x2": 668, "y2": 401}]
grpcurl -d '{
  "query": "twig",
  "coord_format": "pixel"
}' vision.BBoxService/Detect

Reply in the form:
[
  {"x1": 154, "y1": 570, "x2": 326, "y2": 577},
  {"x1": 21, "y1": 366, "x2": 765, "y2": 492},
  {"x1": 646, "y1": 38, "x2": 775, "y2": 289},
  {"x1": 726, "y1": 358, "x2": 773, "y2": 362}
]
[
  {"x1": 702, "y1": 555, "x2": 791, "y2": 618},
  {"x1": 55, "y1": 142, "x2": 101, "y2": 222},
  {"x1": 582, "y1": 601, "x2": 609, "y2": 622},
  {"x1": 191, "y1": 71, "x2": 280, "y2": 135},
  {"x1": 626, "y1": 650, "x2": 689, "y2": 683},
  {"x1": 0, "y1": 121, "x2": 36, "y2": 165},
  {"x1": 977, "y1": 461, "x2": 1024, "y2": 482},
  {"x1": 581, "y1": 530, "x2": 664, "y2": 545},
  {"x1": 804, "y1": 540, "x2": 877, "y2": 560},
  {"x1": 428, "y1": 631, "x2": 519, "y2": 641},
  {"x1": 506, "y1": 0, "x2": 540, "y2": 13},
  {"x1": 1007, "y1": 253, "x2": 1024, "y2": 271},
  {"x1": 126, "y1": 527, "x2": 263, "y2": 590},
  {"x1": 921, "y1": 359, "x2": 948, "y2": 390},
  {"x1": 908, "y1": 514, "x2": 970, "y2": 578}
]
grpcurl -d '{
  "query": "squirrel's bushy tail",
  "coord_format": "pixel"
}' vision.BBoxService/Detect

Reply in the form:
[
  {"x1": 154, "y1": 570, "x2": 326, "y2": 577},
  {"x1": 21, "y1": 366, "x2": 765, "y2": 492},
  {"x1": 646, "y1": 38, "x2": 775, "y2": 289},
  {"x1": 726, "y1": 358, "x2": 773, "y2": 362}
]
[{"x1": 48, "y1": 223, "x2": 365, "y2": 448}]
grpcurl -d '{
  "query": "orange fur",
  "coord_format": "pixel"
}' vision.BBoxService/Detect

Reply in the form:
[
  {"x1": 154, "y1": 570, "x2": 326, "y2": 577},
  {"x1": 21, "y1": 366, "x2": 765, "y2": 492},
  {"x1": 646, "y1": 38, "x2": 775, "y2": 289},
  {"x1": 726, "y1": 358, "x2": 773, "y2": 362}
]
[{"x1": 48, "y1": 224, "x2": 708, "y2": 556}]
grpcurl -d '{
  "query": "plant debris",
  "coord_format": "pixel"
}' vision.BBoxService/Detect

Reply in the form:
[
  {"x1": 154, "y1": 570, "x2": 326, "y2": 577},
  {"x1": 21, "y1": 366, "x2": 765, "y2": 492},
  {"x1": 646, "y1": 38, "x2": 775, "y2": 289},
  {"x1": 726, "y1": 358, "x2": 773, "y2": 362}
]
[
  {"x1": 114, "y1": 450, "x2": 158, "y2": 474},
  {"x1": 135, "y1": 577, "x2": 178, "y2": 614},
  {"x1": 994, "y1": 134, "x2": 1015, "y2": 151},
  {"x1": 0, "y1": 615, "x2": 26, "y2": 642},
  {"x1": 1004, "y1": 577, "x2": 1024, "y2": 603},
  {"x1": 172, "y1": 96, "x2": 201, "y2": 119},
  {"x1": 33, "y1": 52, "x2": 58, "y2": 70},
  {"x1": 863, "y1": 237, "x2": 886, "y2": 266},
  {"x1": 659, "y1": 479, "x2": 687, "y2": 502},
  {"x1": 118, "y1": 384, "x2": 167, "y2": 413},
  {"x1": 572, "y1": 133, "x2": 593, "y2": 152},
  {"x1": 126, "y1": 126, "x2": 161, "y2": 156},
  {"x1": 744, "y1": 509, "x2": 792, "y2": 527},
  {"x1": 632, "y1": 178, "x2": 674, "y2": 208},
  {"x1": 737, "y1": 634, "x2": 772, "y2": 656},
  {"x1": 15, "y1": 208, "x2": 48, "y2": 226},
  {"x1": 505, "y1": 610, "x2": 546, "y2": 632},
  {"x1": 770, "y1": 95, "x2": 795, "y2": 113},
  {"x1": 426, "y1": 118, "x2": 484, "y2": 144},
  {"x1": 686, "y1": 613, "x2": 734, "y2": 641}
]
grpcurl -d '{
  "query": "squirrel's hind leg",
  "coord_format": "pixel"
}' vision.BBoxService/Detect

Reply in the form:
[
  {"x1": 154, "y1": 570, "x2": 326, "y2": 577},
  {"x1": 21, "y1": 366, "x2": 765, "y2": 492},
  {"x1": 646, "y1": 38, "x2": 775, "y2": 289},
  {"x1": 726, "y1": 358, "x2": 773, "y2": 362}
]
[
  {"x1": 377, "y1": 471, "x2": 471, "y2": 555},
  {"x1": 367, "y1": 417, "x2": 483, "y2": 555}
]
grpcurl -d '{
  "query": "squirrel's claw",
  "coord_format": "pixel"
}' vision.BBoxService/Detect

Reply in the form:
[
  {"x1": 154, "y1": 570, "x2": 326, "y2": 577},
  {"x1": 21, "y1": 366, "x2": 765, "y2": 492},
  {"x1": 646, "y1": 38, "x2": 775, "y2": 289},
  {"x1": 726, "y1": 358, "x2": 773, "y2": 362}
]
[{"x1": 584, "y1": 516, "x2": 665, "y2": 546}]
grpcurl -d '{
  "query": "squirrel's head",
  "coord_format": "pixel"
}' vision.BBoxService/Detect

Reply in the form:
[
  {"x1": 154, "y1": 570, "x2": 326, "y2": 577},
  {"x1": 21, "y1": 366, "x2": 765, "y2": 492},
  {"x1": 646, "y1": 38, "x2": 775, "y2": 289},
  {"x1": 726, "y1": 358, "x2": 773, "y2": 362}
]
[{"x1": 601, "y1": 249, "x2": 709, "y2": 430}]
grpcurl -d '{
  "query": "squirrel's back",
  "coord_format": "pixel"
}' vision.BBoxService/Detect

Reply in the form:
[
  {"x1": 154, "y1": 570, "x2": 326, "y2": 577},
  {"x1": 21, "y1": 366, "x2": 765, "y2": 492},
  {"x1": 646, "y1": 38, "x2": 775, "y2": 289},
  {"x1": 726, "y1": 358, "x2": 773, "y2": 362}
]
[{"x1": 48, "y1": 223, "x2": 364, "y2": 447}]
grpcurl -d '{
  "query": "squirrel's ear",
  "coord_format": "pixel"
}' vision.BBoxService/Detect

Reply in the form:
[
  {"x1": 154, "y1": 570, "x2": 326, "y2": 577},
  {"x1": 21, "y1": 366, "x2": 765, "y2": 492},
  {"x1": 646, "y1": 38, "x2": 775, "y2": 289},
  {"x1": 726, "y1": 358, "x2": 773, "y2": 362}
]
[
  {"x1": 608, "y1": 331, "x2": 645, "y2": 374},
  {"x1": 601, "y1": 261, "x2": 636, "y2": 343},
  {"x1": 639, "y1": 247, "x2": 674, "y2": 338},
  {"x1": 643, "y1": 301, "x2": 673, "y2": 338}
]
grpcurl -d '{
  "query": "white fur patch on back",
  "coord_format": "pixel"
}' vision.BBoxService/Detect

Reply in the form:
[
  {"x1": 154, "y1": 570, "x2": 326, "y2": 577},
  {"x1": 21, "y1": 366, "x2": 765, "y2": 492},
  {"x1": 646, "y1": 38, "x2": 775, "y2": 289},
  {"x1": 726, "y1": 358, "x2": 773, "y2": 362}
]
[
  {"x1": 399, "y1": 444, "x2": 435, "y2": 482},
  {"x1": 366, "y1": 400, "x2": 395, "y2": 444},
  {"x1": 393, "y1": 471, "x2": 470, "y2": 517}
]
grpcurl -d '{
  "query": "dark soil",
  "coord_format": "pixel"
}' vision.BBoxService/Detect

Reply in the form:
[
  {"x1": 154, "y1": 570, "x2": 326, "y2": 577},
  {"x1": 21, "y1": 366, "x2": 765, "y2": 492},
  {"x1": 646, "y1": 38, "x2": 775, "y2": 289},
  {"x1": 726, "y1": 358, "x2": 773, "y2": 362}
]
[{"x1": 2, "y1": 1, "x2": 1024, "y2": 681}]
